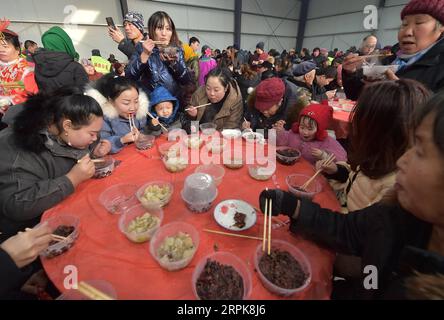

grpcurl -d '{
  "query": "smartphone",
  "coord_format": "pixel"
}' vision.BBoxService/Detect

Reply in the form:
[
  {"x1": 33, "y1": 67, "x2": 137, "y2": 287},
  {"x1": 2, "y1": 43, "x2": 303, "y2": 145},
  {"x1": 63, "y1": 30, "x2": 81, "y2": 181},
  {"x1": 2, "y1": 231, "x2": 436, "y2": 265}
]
[{"x1": 106, "y1": 17, "x2": 117, "y2": 30}]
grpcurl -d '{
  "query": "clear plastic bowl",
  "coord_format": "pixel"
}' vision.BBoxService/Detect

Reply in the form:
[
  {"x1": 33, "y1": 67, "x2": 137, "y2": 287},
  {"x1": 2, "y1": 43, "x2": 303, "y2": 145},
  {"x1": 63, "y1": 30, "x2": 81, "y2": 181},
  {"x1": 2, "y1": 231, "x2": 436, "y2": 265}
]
[
  {"x1": 99, "y1": 183, "x2": 139, "y2": 214},
  {"x1": 248, "y1": 163, "x2": 276, "y2": 181},
  {"x1": 183, "y1": 173, "x2": 217, "y2": 203},
  {"x1": 194, "y1": 164, "x2": 225, "y2": 186},
  {"x1": 158, "y1": 141, "x2": 185, "y2": 158},
  {"x1": 136, "y1": 181, "x2": 173, "y2": 209},
  {"x1": 93, "y1": 156, "x2": 115, "y2": 179},
  {"x1": 276, "y1": 147, "x2": 301, "y2": 166},
  {"x1": 57, "y1": 280, "x2": 117, "y2": 300},
  {"x1": 135, "y1": 133, "x2": 155, "y2": 150},
  {"x1": 181, "y1": 188, "x2": 218, "y2": 213},
  {"x1": 162, "y1": 154, "x2": 188, "y2": 173},
  {"x1": 118, "y1": 204, "x2": 163, "y2": 243},
  {"x1": 184, "y1": 135, "x2": 204, "y2": 149},
  {"x1": 192, "y1": 251, "x2": 252, "y2": 300},
  {"x1": 200, "y1": 123, "x2": 217, "y2": 135},
  {"x1": 149, "y1": 222, "x2": 199, "y2": 271},
  {"x1": 286, "y1": 174, "x2": 322, "y2": 199},
  {"x1": 254, "y1": 240, "x2": 312, "y2": 296},
  {"x1": 205, "y1": 138, "x2": 227, "y2": 154},
  {"x1": 223, "y1": 155, "x2": 244, "y2": 169},
  {"x1": 242, "y1": 131, "x2": 265, "y2": 144},
  {"x1": 221, "y1": 129, "x2": 242, "y2": 139},
  {"x1": 40, "y1": 215, "x2": 80, "y2": 259}
]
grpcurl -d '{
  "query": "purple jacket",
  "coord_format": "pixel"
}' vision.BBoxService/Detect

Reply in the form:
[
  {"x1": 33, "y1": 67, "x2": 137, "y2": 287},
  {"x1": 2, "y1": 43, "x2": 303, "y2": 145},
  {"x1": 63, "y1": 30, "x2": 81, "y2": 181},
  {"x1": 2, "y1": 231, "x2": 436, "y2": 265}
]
[
  {"x1": 277, "y1": 129, "x2": 347, "y2": 165},
  {"x1": 198, "y1": 57, "x2": 217, "y2": 86}
]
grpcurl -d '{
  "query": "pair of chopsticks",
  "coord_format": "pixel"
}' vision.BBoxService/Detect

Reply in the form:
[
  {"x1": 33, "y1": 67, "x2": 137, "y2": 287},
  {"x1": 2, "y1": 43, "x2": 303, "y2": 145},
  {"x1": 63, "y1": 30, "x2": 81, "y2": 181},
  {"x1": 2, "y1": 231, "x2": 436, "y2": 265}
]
[
  {"x1": 25, "y1": 228, "x2": 68, "y2": 242},
  {"x1": 77, "y1": 158, "x2": 105, "y2": 164},
  {"x1": 262, "y1": 188, "x2": 272, "y2": 255},
  {"x1": 300, "y1": 153, "x2": 336, "y2": 190},
  {"x1": 184, "y1": 102, "x2": 211, "y2": 112},
  {"x1": 360, "y1": 53, "x2": 393, "y2": 60},
  {"x1": 128, "y1": 113, "x2": 137, "y2": 142},
  {"x1": 203, "y1": 229, "x2": 262, "y2": 240},
  {"x1": 146, "y1": 111, "x2": 169, "y2": 132},
  {"x1": 77, "y1": 281, "x2": 114, "y2": 300}
]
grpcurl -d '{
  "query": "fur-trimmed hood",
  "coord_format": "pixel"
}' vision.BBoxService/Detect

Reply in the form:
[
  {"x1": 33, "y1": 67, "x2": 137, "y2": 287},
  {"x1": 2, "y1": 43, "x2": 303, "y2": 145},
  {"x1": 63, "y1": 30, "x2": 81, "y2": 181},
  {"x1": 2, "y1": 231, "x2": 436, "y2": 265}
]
[{"x1": 84, "y1": 86, "x2": 149, "y2": 120}]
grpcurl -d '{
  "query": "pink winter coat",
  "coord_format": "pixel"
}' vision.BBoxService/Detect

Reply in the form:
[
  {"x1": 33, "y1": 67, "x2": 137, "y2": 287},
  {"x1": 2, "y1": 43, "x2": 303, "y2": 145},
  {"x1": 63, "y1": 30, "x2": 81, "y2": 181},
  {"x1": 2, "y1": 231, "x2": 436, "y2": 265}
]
[{"x1": 276, "y1": 129, "x2": 347, "y2": 165}]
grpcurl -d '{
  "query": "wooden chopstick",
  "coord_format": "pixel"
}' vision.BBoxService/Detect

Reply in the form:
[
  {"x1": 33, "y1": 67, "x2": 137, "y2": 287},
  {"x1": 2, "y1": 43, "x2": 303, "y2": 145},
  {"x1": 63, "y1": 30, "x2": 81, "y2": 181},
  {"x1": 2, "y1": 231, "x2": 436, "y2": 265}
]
[
  {"x1": 262, "y1": 188, "x2": 269, "y2": 252},
  {"x1": 51, "y1": 234, "x2": 68, "y2": 242},
  {"x1": 360, "y1": 53, "x2": 393, "y2": 59},
  {"x1": 203, "y1": 229, "x2": 262, "y2": 241},
  {"x1": 128, "y1": 114, "x2": 136, "y2": 142},
  {"x1": 153, "y1": 40, "x2": 168, "y2": 45},
  {"x1": 268, "y1": 198, "x2": 272, "y2": 255},
  {"x1": 77, "y1": 281, "x2": 114, "y2": 300},
  {"x1": 185, "y1": 102, "x2": 211, "y2": 111},
  {"x1": 146, "y1": 111, "x2": 169, "y2": 132},
  {"x1": 77, "y1": 158, "x2": 106, "y2": 164},
  {"x1": 25, "y1": 227, "x2": 68, "y2": 242},
  {"x1": 301, "y1": 154, "x2": 336, "y2": 190}
]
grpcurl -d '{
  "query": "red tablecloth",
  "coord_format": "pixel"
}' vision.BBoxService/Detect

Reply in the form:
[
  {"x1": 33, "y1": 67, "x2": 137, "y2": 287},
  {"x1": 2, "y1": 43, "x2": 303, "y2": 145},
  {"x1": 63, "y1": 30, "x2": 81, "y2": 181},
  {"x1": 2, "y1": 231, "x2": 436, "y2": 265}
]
[{"x1": 41, "y1": 137, "x2": 341, "y2": 300}]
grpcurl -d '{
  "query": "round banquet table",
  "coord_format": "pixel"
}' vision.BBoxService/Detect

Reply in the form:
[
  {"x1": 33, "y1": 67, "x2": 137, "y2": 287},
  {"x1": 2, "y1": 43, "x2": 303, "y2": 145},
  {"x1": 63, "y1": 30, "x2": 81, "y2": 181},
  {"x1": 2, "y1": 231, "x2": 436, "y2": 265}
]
[{"x1": 41, "y1": 136, "x2": 341, "y2": 300}]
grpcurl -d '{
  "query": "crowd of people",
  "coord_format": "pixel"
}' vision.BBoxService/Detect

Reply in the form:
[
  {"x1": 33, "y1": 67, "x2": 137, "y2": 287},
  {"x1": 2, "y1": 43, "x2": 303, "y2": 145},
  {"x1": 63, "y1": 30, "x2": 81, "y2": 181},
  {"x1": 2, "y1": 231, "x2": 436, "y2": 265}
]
[{"x1": 1, "y1": 0, "x2": 444, "y2": 300}]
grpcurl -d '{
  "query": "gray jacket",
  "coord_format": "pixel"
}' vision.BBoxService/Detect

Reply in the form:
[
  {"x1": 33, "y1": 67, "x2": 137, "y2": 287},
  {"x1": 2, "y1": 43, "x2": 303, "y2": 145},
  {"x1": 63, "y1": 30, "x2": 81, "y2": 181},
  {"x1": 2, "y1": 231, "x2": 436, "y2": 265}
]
[{"x1": 0, "y1": 126, "x2": 93, "y2": 240}]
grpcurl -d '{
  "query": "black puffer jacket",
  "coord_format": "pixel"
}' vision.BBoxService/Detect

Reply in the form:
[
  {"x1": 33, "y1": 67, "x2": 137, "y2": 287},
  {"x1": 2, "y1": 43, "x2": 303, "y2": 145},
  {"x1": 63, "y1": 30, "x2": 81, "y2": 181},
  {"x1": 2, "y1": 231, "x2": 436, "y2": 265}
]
[
  {"x1": 32, "y1": 49, "x2": 89, "y2": 93},
  {"x1": 293, "y1": 200, "x2": 439, "y2": 299},
  {"x1": 343, "y1": 39, "x2": 444, "y2": 100}
]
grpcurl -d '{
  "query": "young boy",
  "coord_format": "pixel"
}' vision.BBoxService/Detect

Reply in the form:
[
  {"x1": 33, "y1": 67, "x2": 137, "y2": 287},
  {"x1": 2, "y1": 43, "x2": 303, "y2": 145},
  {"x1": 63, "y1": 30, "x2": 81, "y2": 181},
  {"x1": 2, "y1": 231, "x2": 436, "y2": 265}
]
[{"x1": 146, "y1": 86, "x2": 191, "y2": 136}]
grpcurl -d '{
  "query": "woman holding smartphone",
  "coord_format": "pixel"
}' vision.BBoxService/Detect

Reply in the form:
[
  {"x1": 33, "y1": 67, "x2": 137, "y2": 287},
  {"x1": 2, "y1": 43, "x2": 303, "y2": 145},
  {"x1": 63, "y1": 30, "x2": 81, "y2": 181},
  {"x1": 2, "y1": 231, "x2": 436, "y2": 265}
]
[{"x1": 125, "y1": 11, "x2": 192, "y2": 105}]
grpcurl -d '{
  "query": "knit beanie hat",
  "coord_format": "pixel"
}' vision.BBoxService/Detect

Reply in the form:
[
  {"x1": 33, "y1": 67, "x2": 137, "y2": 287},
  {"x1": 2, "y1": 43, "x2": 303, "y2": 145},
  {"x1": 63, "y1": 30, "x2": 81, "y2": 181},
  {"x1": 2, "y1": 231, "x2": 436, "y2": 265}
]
[
  {"x1": 292, "y1": 61, "x2": 317, "y2": 77},
  {"x1": 291, "y1": 103, "x2": 333, "y2": 141},
  {"x1": 401, "y1": 0, "x2": 444, "y2": 24},
  {"x1": 124, "y1": 11, "x2": 145, "y2": 34},
  {"x1": 254, "y1": 77, "x2": 285, "y2": 112},
  {"x1": 256, "y1": 41, "x2": 265, "y2": 51}
]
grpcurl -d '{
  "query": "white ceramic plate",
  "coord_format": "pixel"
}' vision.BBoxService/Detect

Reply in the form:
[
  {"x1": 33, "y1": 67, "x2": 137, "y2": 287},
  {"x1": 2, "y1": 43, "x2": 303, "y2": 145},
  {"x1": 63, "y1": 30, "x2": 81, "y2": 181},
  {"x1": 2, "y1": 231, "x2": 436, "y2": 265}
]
[{"x1": 213, "y1": 200, "x2": 257, "y2": 231}]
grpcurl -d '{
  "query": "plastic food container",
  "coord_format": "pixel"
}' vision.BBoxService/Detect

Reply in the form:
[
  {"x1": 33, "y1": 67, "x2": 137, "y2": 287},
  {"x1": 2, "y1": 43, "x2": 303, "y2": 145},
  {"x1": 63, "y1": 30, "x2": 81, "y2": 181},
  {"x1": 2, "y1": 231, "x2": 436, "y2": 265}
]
[
  {"x1": 136, "y1": 181, "x2": 173, "y2": 209},
  {"x1": 118, "y1": 204, "x2": 163, "y2": 243},
  {"x1": 162, "y1": 154, "x2": 188, "y2": 173},
  {"x1": 221, "y1": 129, "x2": 242, "y2": 139},
  {"x1": 276, "y1": 147, "x2": 301, "y2": 166},
  {"x1": 205, "y1": 138, "x2": 227, "y2": 154},
  {"x1": 184, "y1": 135, "x2": 204, "y2": 149},
  {"x1": 254, "y1": 240, "x2": 311, "y2": 296},
  {"x1": 40, "y1": 215, "x2": 80, "y2": 259},
  {"x1": 93, "y1": 156, "x2": 115, "y2": 179},
  {"x1": 248, "y1": 163, "x2": 276, "y2": 181},
  {"x1": 99, "y1": 183, "x2": 139, "y2": 214},
  {"x1": 135, "y1": 134, "x2": 155, "y2": 150},
  {"x1": 223, "y1": 155, "x2": 244, "y2": 169},
  {"x1": 286, "y1": 174, "x2": 322, "y2": 199},
  {"x1": 181, "y1": 173, "x2": 218, "y2": 213},
  {"x1": 194, "y1": 164, "x2": 225, "y2": 186},
  {"x1": 192, "y1": 251, "x2": 252, "y2": 300},
  {"x1": 200, "y1": 123, "x2": 217, "y2": 135},
  {"x1": 149, "y1": 222, "x2": 199, "y2": 271}
]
